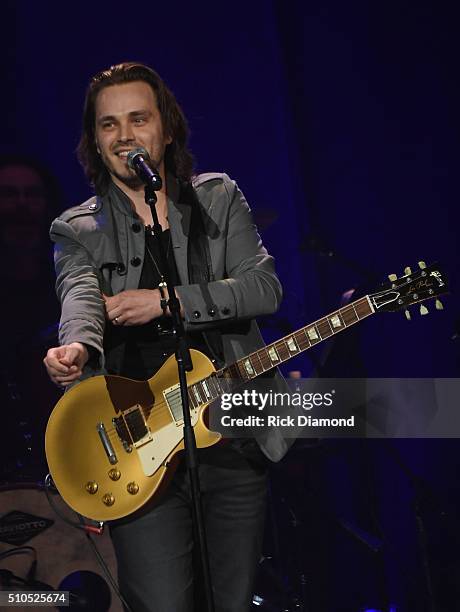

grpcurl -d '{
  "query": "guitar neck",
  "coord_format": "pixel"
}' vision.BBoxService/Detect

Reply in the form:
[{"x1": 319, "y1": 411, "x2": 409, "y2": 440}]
[{"x1": 185, "y1": 295, "x2": 375, "y2": 409}]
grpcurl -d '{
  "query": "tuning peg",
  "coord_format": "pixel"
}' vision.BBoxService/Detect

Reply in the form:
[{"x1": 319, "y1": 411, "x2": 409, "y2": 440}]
[
  {"x1": 388, "y1": 274, "x2": 397, "y2": 282},
  {"x1": 420, "y1": 304, "x2": 429, "y2": 316},
  {"x1": 435, "y1": 299, "x2": 444, "y2": 310},
  {"x1": 418, "y1": 261, "x2": 427, "y2": 269},
  {"x1": 405, "y1": 309, "x2": 412, "y2": 321},
  {"x1": 404, "y1": 266, "x2": 412, "y2": 276}
]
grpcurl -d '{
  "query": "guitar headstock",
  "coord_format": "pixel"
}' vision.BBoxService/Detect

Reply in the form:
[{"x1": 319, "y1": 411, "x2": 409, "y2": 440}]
[{"x1": 369, "y1": 262, "x2": 448, "y2": 314}]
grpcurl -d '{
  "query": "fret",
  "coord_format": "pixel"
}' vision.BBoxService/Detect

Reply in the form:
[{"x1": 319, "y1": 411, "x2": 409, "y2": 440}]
[
  {"x1": 193, "y1": 382, "x2": 205, "y2": 404},
  {"x1": 188, "y1": 376, "x2": 222, "y2": 407},
  {"x1": 275, "y1": 341, "x2": 290, "y2": 361},
  {"x1": 365, "y1": 295, "x2": 375, "y2": 314},
  {"x1": 198, "y1": 382, "x2": 208, "y2": 404},
  {"x1": 188, "y1": 389, "x2": 197, "y2": 410},
  {"x1": 351, "y1": 302, "x2": 360, "y2": 320},
  {"x1": 197, "y1": 381, "x2": 208, "y2": 402},
  {"x1": 355, "y1": 298, "x2": 373, "y2": 318},
  {"x1": 235, "y1": 360, "x2": 250, "y2": 381},
  {"x1": 206, "y1": 375, "x2": 221, "y2": 400},
  {"x1": 329, "y1": 312, "x2": 344, "y2": 330},
  {"x1": 233, "y1": 362, "x2": 246, "y2": 381},
  {"x1": 341, "y1": 304, "x2": 358, "y2": 325},
  {"x1": 258, "y1": 348, "x2": 272, "y2": 370},
  {"x1": 219, "y1": 366, "x2": 230, "y2": 381},
  {"x1": 286, "y1": 336, "x2": 299, "y2": 354},
  {"x1": 242, "y1": 358, "x2": 256, "y2": 378},
  {"x1": 316, "y1": 319, "x2": 333, "y2": 339},
  {"x1": 218, "y1": 375, "x2": 232, "y2": 394},
  {"x1": 192, "y1": 384, "x2": 202, "y2": 406},
  {"x1": 201, "y1": 379, "x2": 212, "y2": 401},
  {"x1": 217, "y1": 363, "x2": 244, "y2": 392},
  {"x1": 214, "y1": 374, "x2": 224, "y2": 396},
  {"x1": 267, "y1": 346, "x2": 280, "y2": 364},
  {"x1": 295, "y1": 329, "x2": 310, "y2": 350},
  {"x1": 249, "y1": 353, "x2": 264, "y2": 375},
  {"x1": 306, "y1": 325, "x2": 321, "y2": 344},
  {"x1": 226, "y1": 363, "x2": 243, "y2": 381}
]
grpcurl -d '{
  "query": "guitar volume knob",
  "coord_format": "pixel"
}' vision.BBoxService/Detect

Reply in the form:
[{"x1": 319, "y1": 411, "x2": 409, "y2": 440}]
[
  {"x1": 102, "y1": 493, "x2": 115, "y2": 506},
  {"x1": 108, "y1": 468, "x2": 121, "y2": 481},
  {"x1": 127, "y1": 482, "x2": 139, "y2": 495},
  {"x1": 85, "y1": 481, "x2": 98, "y2": 494}
]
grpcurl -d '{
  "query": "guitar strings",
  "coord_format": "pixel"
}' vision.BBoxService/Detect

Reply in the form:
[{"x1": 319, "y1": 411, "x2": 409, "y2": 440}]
[{"x1": 103, "y1": 394, "x2": 181, "y2": 436}]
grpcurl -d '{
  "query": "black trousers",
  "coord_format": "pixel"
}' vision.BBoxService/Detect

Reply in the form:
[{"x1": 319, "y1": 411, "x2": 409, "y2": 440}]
[{"x1": 110, "y1": 443, "x2": 268, "y2": 612}]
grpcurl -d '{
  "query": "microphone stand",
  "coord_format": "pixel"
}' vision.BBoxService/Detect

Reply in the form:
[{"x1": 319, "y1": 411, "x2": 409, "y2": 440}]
[{"x1": 144, "y1": 182, "x2": 215, "y2": 612}]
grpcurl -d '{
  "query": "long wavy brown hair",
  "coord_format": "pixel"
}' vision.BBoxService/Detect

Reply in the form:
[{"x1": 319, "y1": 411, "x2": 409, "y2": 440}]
[{"x1": 77, "y1": 62, "x2": 194, "y2": 194}]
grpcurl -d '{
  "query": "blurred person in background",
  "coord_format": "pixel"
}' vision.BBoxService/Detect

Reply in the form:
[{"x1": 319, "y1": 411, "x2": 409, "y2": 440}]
[{"x1": 0, "y1": 155, "x2": 62, "y2": 480}]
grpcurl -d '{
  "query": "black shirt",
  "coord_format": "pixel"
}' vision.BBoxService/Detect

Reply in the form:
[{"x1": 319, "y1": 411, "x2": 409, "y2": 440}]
[{"x1": 104, "y1": 227, "x2": 208, "y2": 381}]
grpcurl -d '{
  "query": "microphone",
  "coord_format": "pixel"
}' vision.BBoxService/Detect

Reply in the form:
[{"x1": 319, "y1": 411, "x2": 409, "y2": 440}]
[{"x1": 127, "y1": 147, "x2": 162, "y2": 190}]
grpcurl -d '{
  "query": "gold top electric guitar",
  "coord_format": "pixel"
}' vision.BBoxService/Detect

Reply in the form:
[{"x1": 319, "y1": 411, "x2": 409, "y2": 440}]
[{"x1": 45, "y1": 262, "x2": 448, "y2": 521}]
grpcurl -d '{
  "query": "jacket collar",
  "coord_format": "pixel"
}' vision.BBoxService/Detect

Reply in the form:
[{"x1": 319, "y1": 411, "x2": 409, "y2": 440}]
[
  {"x1": 167, "y1": 175, "x2": 191, "y2": 285},
  {"x1": 103, "y1": 181, "x2": 136, "y2": 217},
  {"x1": 102, "y1": 176, "x2": 193, "y2": 285}
]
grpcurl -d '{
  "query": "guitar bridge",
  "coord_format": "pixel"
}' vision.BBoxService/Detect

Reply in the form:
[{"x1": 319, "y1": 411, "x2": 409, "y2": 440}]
[{"x1": 113, "y1": 404, "x2": 153, "y2": 451}]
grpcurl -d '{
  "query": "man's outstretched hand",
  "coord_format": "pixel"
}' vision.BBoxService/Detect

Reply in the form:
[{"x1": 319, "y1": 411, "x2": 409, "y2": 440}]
[{"x1": 43, "y1": 342, "x2": 89, "y2": 387}]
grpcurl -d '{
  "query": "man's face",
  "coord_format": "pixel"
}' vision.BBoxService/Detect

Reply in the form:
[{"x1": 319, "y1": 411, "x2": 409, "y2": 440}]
[
  {"x1": 0, "y1": 164, "x2": 48, "y2": 248},
  {"x1": 94, "y1": 81, "x2": 172, "y2": 191}
]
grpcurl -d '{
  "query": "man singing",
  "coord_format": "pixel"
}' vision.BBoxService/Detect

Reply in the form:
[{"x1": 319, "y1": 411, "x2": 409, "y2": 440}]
[{"x1": 43, "y1": 62, "x2": 287, "y2": 612}]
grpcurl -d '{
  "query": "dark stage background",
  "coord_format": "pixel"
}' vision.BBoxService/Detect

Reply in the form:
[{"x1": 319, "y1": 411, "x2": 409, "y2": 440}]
[{"x1": 2, "y1": 1, "x2": 460, "y2": 610}]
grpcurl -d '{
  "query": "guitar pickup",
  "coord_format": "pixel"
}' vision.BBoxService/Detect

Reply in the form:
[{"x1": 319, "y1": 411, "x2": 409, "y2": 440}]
[{"x1": 113, "y1": 404, "x2": 153, "y2": 451}]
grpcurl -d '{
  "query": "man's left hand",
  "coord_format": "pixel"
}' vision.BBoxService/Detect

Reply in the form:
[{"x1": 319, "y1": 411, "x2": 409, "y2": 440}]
[{"x1": 104, "y1": 289, "x2": 164, "y2": 326}]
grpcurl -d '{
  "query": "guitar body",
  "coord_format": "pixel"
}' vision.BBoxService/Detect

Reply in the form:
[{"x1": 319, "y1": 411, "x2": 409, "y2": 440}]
[
  {"x1": 45, "y1": 262, "x2": 447, "y2": 522},
  {"x1": 45, "y1": 350, "x2": 221, "y2": 522}
]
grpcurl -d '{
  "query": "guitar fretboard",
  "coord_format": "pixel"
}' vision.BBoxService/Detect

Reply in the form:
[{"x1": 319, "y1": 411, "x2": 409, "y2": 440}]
[{"x1": 185, "y1": 295, "x2": 374, "y2": 410}]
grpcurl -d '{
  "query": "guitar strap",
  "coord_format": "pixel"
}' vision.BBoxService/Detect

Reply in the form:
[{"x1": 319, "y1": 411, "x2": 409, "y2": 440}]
[{"x1": 182, "y1": 181, "x2": 226, "y2": 369}]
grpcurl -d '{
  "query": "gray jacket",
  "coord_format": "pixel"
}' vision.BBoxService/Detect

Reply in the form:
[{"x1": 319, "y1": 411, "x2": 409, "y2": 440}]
[{"x1": 50, "y1": 173, "x2": 289, "y2": 461}]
